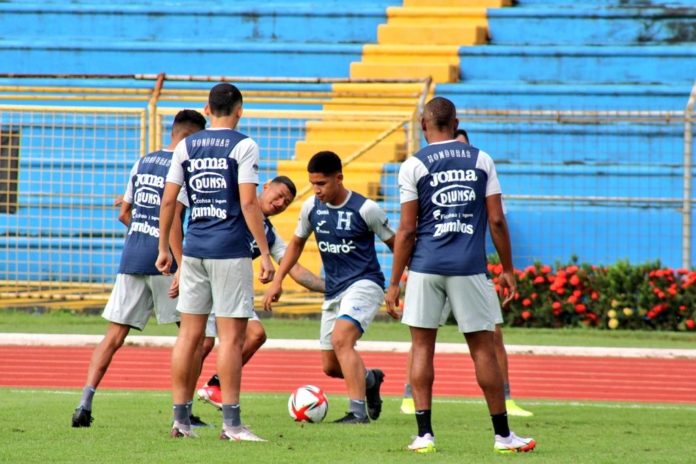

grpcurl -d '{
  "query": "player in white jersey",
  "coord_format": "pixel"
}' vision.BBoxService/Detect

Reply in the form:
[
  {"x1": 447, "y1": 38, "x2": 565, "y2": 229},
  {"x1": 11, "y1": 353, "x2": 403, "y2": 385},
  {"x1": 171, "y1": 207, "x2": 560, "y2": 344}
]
[
  {"x1": 399, "y1": 128, "x2": 533, "y2": 418},
  {"x1": 71, "y1": 110, "x2": 207, "y2": 428},
  {"x1": 157, "y1": 83, "x2": 274, "y2": 441},
  {"x1": 385, "y1": 97, "x2": 535, "y2": 454},
  {"x1": 263, "y1": 151, "x2": 395, "y2": 424}
]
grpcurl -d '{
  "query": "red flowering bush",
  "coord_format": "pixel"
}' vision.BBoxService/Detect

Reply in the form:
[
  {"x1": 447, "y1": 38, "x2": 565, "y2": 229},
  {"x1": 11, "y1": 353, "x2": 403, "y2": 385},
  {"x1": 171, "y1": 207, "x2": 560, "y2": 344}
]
[{"x1": 487, "y1": 258, "x2": 696, "y2": 331}]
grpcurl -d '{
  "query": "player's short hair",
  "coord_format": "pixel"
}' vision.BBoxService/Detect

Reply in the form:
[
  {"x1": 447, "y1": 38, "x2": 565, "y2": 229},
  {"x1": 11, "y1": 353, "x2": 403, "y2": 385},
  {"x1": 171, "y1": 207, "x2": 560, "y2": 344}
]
[
  {"x1": 424, "y1": 97, "x2": 457, "y2": 131},
  {"x1": 307, "y1": 151, "x2": 342, "y2": 175},
  {"x1": 454, "y1": 128, "x2": 469, "y2": 144},
  {"x1": 172, "y1": 109, "x2": 206, "y2": 133},
  {"x1": 271, "y1": 175, "x2": 297, "y2": 198},
  {"x1": 208, "y1": 83, "x2": 243, "y2": 117}
]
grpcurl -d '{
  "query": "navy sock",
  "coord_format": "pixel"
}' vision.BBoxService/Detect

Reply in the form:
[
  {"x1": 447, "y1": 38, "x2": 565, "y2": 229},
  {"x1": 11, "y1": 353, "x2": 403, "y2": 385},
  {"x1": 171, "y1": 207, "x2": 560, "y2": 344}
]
[
  {"x1": 403, "y1": 383, "x2": 412, "y2": 398},
  {"x1": 415, "y1": 409, "x2": 433, "y2": 437},
  {"x1": 79, "y1": 386, "x2": 96, "y2": 410},
  {"x1": 222, "y1": 404, "x2": 241, "y2": 428},
  {"x1": 491, "y1": 412, "x2": 510, "y2": 437},
  {"x1": 349, "y1": 399, "x2": 367, "y2": 419},
  {"x1": 173, "y1": 404, "x2": 190, "y2": 426}
]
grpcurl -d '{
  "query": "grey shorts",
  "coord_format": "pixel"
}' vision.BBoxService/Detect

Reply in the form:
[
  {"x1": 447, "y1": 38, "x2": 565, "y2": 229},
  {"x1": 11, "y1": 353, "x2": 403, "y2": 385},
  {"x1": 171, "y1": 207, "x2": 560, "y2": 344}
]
[
  {"x1": 320, "y1": 279, "x2": 384, "y2": 350},
  {"x1": 402, "y1": 272, "x2": 503, "y2": 333},
  {"x1": 176, "y1": 256, "x2": 254, "y2": 318},
  {"x1": 102, "y1": 273, "x2": 179, "y2": 330},
  {"x1": 205, "y1": 310, "x2": 261, "y2": 338}
]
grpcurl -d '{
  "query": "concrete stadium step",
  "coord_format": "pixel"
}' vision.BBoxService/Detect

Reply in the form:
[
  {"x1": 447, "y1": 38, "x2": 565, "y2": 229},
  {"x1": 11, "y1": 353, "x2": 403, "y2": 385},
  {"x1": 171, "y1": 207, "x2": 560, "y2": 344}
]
[
  {"x1": 384, "y1": 7, "x2": 489, "y2": 27},
  {"x1": 436, "y1": 81, "x2": 695, "y2": 110},
  {"x1": 374, "y1": 121, "x2": 685, "y2": 169},
  {"x1": 351, "y1": 62, "x2": 459, "y2": 83},
  {"x1": 378, "y1": 24, "x2": 487, "y2": 45},
  {"x1": 404, "y1": 0, "x2": 511, "y2": 6},
  {"x1": 305, "y1": 121, "x2": 409, "y2": 143},
  {"x1": 0, "y1": 39, "x2": 362, "y2": 76},
  {"x1": 361, "y1": 44, "x2": 463, "y2": 65},
  {"x1": 458, "y1": 45, "x2": 696, "y2": 83},
  {"x1": 488, "y1": 6, "x2": 696, "y2": 45},
  {"x1": 295, "y1": 140, "x2": 406, "y2": 163},
  {"x1": 0, "y1": 2, "x2": 398, "y2": 44}
]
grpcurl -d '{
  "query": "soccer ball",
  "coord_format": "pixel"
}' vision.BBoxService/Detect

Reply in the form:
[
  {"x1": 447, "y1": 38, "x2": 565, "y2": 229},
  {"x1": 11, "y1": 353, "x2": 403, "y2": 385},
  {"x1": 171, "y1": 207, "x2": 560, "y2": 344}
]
[{"x1": 288, "y1": 385, "x2": 329, "y2": 423}]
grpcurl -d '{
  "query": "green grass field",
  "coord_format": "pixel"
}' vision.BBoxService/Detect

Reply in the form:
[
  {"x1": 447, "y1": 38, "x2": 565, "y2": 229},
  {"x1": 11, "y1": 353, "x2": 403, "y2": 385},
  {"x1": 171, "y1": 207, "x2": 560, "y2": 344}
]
[
  {"x1": 3, "y1": 309, "x2": 696, "y2": 349},
  {"x1": 1, "y1": 388, "x2": 692, "y2": 464}
]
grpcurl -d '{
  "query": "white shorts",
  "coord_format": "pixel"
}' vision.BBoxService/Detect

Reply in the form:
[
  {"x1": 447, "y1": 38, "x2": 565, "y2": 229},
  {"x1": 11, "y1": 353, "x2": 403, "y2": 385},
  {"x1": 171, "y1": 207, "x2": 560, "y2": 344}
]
[
  {"x1": 102, "y1": 273, "x2": 179, "y2": 330},
  {"x1": 205, "y1": 310, "x2": 261, "y2": 338},
  {"x1": 320, "y1": 279, "x2": 384, "y2": 350},
  {"x1": 177, "y1": 256, "x2": 254, "y2": 318},
  {"x1": 402, "y1": 272, "x2": 503, "y2": 333}
]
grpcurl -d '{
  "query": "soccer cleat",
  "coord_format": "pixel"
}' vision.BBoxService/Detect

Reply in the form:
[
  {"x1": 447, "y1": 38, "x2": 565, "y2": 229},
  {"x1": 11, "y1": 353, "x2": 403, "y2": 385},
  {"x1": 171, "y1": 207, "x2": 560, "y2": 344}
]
[
  {"x1": 494, "y1": 431, "x2": 536, "y2": 453},
  {"x1": 170, "y1": 422, "x2": 196, "y2": 438},
  {"x1": 333, "y1": 412, "x2": 370, "y2": 424},
  {"x1": 366, "y1": 369, "x2": 385, "y2": 420},
  {"x1": 408, "y1": 433, "x2": 436, "y2": 453},
  {"x1": 220, "y1": 425, "x2": 267, "y2": 442},
  {"x1": 71, "y1": 407, "x2": 93, "y2": 428},
  {"x1": 197, "y1": 384, "x2": 223, "y2": 410},
  {"x1": 189, "y1": 414, "x2": 208, "y2": 427},
  {"x1": 400, "y1": 397, "x2": 415, "y2": 415},
  {"x1": 506, "y1": 399, "x2": 534, "y2": 417}
]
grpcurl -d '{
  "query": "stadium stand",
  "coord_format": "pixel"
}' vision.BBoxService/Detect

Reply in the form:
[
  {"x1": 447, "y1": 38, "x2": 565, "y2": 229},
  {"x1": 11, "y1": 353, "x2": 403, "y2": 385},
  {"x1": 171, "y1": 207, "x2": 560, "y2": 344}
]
[{"x1": 0, "y1": 0, "x2": 694, "y2": 306}]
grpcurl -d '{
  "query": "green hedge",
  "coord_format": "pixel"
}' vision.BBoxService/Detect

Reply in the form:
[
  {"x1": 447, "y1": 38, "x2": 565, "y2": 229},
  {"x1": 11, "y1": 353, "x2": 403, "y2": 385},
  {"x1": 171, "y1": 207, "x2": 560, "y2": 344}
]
[{"x1": 487, "y1": 260, "x2": 696, "y2": 330}]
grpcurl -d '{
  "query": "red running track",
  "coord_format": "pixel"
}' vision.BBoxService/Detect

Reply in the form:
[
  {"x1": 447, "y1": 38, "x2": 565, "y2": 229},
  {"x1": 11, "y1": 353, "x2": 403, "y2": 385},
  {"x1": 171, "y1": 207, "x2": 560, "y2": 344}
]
[{"x1": 1, "y1": 346, "x2": 696, "y2": 404}]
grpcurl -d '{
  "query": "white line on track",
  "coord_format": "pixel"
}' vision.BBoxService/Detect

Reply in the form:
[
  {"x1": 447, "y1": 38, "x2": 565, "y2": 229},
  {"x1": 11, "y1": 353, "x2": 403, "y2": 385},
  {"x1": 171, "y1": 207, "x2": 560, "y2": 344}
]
[{"x1": 2, "y1": 333, "x2": 696, "y2": 359}]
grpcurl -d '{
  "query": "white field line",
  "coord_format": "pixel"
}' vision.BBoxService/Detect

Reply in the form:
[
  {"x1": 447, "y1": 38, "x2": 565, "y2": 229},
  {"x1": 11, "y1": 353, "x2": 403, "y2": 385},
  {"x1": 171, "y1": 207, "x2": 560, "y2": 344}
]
[
  {"x1": 1, "y1": 333, "x2": 696, "y2": 359},
  {"x1": 6, "y1": 388, "x2": 696, "y2": 411}
]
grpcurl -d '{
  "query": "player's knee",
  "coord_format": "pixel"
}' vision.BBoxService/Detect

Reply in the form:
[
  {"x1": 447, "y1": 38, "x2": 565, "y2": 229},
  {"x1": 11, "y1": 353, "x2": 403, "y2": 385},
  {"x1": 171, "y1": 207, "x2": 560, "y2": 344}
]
[
  {"x1": 322, "y1": 364, "x2": 342, "y2": 378},
  {"x1": 201, "y1": 337, "x2": 216, "y2": 359},
  {"x1": 247, "y1": 324, "x2": 267, "y2": 349}
]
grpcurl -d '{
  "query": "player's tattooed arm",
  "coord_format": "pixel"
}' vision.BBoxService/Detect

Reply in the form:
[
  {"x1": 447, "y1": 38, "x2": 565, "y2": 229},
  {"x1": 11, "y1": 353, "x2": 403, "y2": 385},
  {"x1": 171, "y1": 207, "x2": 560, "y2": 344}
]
[{"x1": 289, "y1": 264, "x2": 325, "y2": 293}]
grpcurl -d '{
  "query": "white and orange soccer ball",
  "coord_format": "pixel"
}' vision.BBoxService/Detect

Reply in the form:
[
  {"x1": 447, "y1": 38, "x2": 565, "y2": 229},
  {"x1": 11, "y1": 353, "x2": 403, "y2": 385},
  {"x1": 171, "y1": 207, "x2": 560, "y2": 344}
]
[{"x1": 288, "y1": 385, "x2": 329, "y2": 423}]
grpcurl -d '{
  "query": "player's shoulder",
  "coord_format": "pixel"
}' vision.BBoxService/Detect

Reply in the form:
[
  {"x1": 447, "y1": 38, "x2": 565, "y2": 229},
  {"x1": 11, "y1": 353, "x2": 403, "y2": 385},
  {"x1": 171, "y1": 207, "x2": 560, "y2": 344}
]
[
  {"x1": 300, "y1": 195, "x2": 317, "y2": 214},
  {"x1": 475, "y1": 149, "x2": 496, "y2": 171}
]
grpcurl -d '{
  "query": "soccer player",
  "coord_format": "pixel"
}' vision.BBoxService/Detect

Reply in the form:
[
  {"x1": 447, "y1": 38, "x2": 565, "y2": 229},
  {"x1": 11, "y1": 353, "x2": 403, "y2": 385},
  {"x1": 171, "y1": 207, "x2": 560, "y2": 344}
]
[
  {"x1": 385, "y1": 97, "x2": 536, "y2": 453},
  {"x1": 263, "y1": 151, "x2": 394, "y2": 424},
  {"x1": 157, "y1": 83, "x2": 274, "y2": 441},
  {"x1": 191, "y1": 176, "x2": 326, "y2": 409},
  {"x1": 71, "y1": 109, "x2": 207, "y2": 428},
  {"x1": 399, "y1": 128, "x2": 533, "y2": 418}
]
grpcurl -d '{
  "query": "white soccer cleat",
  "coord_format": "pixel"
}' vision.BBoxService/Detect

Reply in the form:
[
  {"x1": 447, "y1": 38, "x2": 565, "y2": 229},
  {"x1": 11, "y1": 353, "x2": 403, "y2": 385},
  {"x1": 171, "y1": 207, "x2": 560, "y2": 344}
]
[
  {"x1": 170, "y1": 421, "x2": 197, "y2": 438},
  {"x1": 494, "y1": 431, "x2": 536, "y2": 453},
  {"x1": 220, "y1": 425, "x2": 267, "y2": 442},
  {"x1": 407, "y1": 433, "x2": 436, "y2": 453}
]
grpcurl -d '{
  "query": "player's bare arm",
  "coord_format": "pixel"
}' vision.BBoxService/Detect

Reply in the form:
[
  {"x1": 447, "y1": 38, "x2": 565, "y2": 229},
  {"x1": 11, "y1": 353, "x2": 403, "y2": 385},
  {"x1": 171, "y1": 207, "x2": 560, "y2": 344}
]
[
  {"x1": 155, "y1": 182, "x2": 181, "y2": 275},
  {"x1": 487, "y1": 193, "x2": 516, "y2": 306},
  {"x1": 383, "y1": 236, "x2": 395, "y2": 252},
  {"x1": 288, "y1": 262, "x2": 325, "y2": 293},
  {"x1": 166, "y1": 201, "x2": 187, "y2": 299},
  {"x1": 117, "y1": 201, "x2": 132, "y2": 227},
  {"x1": 263, "y1": 235, "x2": 307, "y2": 310},
  {"x1": 240, "y1": 182, "x2": 275, "y2": 284},
  {"x1": 385, "y1": 200, "x2": 418, "y2": 319}
]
